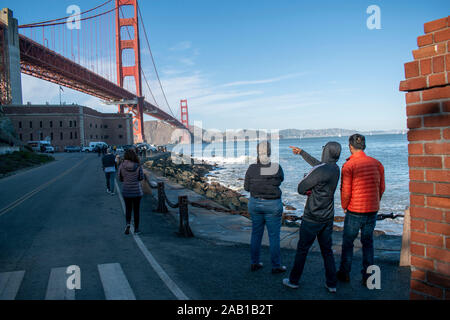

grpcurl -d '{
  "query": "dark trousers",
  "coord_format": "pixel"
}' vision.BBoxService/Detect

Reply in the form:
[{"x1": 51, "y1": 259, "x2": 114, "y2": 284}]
[
  {"x1": 339, "y1": 212, "x2": 377, "y2": 277},
  {"x1": 289, "y1": 219, "x2": 337, "y2": 288},
  {"x1": 124, "y1": 197, "x2": 142, "y2": 230}
]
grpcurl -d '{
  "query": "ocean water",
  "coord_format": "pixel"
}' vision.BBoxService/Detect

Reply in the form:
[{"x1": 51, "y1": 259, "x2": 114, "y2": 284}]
[{"x1": 173, "y1": 134, "x2": 409, "y2": 235}]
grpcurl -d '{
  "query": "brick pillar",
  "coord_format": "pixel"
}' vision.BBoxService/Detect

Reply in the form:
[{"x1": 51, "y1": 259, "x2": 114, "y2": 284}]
[{"x1": 400, "y1": 16, "x2": 450, "y2": 300}]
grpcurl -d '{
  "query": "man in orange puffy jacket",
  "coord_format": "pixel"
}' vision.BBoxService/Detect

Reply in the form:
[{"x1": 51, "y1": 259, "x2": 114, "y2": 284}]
[{"x1": 337, "y1": 134, "x2": 385, "y2": 286}]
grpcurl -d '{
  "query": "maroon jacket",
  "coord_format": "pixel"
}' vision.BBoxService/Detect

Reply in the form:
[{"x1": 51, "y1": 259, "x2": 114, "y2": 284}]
[{"x1": 119, "y1": 160, "x2": 144, "y2": 198}]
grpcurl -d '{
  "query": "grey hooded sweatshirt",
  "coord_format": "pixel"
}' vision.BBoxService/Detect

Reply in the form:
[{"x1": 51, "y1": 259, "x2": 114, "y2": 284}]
[
  {"x1": 119, "y1": 160, "x2": 144, "y2": 198},
  {"x1": 297, "y1": 142, "x2": 342, "y2": 223}
]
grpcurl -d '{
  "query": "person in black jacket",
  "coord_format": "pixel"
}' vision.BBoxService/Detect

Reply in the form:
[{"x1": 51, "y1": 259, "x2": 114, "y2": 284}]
[
  {"x1": 102, "y1": 148, "x2": 118, "y2": 195},
  {"x1": 283, "y1": 142, "x2": 342, "y2": 293},
  {"x1": 244, "y1": 141, "x2": 286, "y2": 274}
]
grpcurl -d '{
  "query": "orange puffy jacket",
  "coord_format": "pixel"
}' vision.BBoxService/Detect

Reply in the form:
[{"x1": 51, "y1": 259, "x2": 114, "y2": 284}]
[{"x1": 340, "y1": 151, "x2": 385, "y2": 213}]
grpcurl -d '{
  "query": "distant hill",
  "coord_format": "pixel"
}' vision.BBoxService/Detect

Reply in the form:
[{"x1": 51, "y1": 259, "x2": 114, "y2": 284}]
[{"x1": 143, "y1": 121, "x2": 402, "y2": 145}]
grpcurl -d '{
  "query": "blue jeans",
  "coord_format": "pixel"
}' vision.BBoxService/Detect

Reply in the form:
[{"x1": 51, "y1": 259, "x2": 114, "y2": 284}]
[
  {"x1": 105, "y1": 171, "x2": 116, "y2": 193},
  {"x1": 289, "y1": 219, "x2": 337, "y2": 287},
  {"x1": 339, "y1": 212, "x2": 378, "y2": 277},
  {"x1": 249, "y1": 197, "x2": 283, "y2": 268}
]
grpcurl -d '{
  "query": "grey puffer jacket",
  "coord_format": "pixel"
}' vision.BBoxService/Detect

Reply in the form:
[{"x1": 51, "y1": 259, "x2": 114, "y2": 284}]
[
  {"x1": 119, "y1": 160, "x2": 144, "y2": 198},
  {"x1": 298, "y1": 142, "x2": 342, "y2": 223}
]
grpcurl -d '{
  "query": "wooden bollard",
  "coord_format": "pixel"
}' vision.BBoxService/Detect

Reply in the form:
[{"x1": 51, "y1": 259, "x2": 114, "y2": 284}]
[
  {"x1": 156, "y1": 182, "x2": 169, "y2": 213},
  {"x1": 178, "y1": 196, "x2": 194, "y2": 238}
]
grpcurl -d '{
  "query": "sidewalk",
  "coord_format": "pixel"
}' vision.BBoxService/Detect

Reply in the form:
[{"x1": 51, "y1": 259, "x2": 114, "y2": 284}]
[{"x1": 144, "y1": 168, "x2": 404, "y2": 264}]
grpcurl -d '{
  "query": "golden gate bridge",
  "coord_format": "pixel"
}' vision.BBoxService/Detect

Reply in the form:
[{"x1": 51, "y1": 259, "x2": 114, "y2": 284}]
[{"x1": 0, "y1": 0, "x2": 190, "y2": 143}]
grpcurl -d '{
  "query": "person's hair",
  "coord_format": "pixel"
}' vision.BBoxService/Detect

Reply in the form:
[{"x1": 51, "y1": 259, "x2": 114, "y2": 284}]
[
  {"x1": 257, "y1": 141, "x2": 271, "y2": 164},
  {"x1": 349, "y1": 134, "x2": 366, "y2": 151},
  {"x1": 124, "y1": 149, "x2": 140, "y2": 164}
]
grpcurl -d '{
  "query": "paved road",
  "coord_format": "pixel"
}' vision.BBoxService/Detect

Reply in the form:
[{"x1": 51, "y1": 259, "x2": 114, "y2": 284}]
[{"x1": 0, "y1": 153, "x2": 410, "y2": 300}]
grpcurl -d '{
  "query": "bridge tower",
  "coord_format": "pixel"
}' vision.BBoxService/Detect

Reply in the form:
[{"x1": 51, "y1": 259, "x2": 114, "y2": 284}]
[
  {"x1": 115, "y1": 0, "x2": 145, "y2": 143},
  {"x1": 180, "y1": 99, "x2": 189, "y2": 129},
  {"x1": 0, "y1": 8, "x2": 22, "y2": 105}
]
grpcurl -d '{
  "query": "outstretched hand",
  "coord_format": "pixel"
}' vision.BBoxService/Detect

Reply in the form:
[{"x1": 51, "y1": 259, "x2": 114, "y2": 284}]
[{"x1": 289, "y1": 146, "x2": 302, "y2": 155}]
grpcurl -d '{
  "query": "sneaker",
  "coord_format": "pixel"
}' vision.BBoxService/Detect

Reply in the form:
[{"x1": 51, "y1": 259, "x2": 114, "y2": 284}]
[
  {"x1": 251, "y1": 263, "x2": 263, "y2": 272},
  {"x1": 272, "y1": 266, "x2": 287, "y2": 274},
  {"x1": 282, "y1": 278, "x2": 299, "y2": 289},
  {"x1": 124, "y1": 225, "x2": 131, "y2": 235},
  {"x1": 325, "y1": 284, "x2": 337, "y2": 293},
  {"x1": 107, "y1": 189, "x2": 111, "y2": 194},
  {"x1": 134, "y1": 229, "x2": 141, "y2": 235},
  {"x1": 336, "y1": 270, "x2": 350, "y2": 282},
  {"x1": 110, "y1": 192, "x2": 116, "y2": 196}
]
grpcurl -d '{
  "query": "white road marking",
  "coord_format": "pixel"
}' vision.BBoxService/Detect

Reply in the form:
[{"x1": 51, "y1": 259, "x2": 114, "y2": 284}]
[
  {"x1": 115, "y1": 180, "x2": 189, "y2": 300},
  {"x1": 0, "y1": 271, "x2": 25, "y2": 300},
  {"x1": 98, "y1": 263, "x2": 136, "y2": 300},
  {"x1": 45, "y1": 267, "x2": 75, "y2": 300}
]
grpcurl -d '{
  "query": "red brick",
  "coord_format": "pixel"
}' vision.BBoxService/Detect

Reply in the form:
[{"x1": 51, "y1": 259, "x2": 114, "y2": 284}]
[
  {"x1": 411, "y1": 280, "x2": 443, "y2": 299},
  {"x1": 411, "y1": 230, "x2": 444, "y2": 247},
  {"x1": 409, "y1": 156, "x2": 443, "y2": 168},
  {"x1": 427, "y1": 221, "x2": 450, "y2": 235},
  {"x1": 446, "y1": 54, "x2": 450, "y2": 71},
  {"x1": 408, "y1": 129, "x2": 442, "y2": 141},
  {"x1": 436, "y1": 261, "x2": 450, "y2": 277},
  {"x1": 407, "y1": 118, "x2": 422, "y2": 129},
  {"x1": 428, "y1": 271, "x2": 450, "y2": 288},
  {"x1": 433, "y1": 56, "x2": 445, "y2": 73},
  {"x1": 422, "y1": 86, "x2": 450, "y2": 101},
  {"x1": 435, "y1": 183, "x2": 450, "y2": 196},
  {"x1": 411, "y1": 195, "x2": 425, "y2": 206},
  {"x1": 435, "y1": 29, "x2": 450, "y2": 43},
  {"x1": 411, "y1": 255, "x2": 435, "y2": 271},
  {"x1": 410, "y1": 181, "x2": 434, "y2": 194},
  {"x1": 424, "y1": 114, "x2": 450, "y2": 128},
  {"x1": 411, "y1": 218, "x2": 426, "y2": 231},
  {"x1": 406, "y1": 102, "x2": 440, "y2": 116},
  {"x1": 427, "y1": 246, "x2": 450, "y2": 263},
  {"x1": 400, "y1": 77, "x2": 427, "y2": 91},
  {"x1": 446, "y1": 157, "x2": 450, "y2": 169},
  {"x1": 418, "y1": 34, "x2": 434, "y2": 47},
  {"x1": 405, "y1": 61, "x2": 420, "y2": 78},
  {"x1": 428, "y1": 73, "x2": 446, "y2": 87},
  {"x1": 424, "y1": 142, "x2": 450, "y2": 154},
  {"x1": 443, "y1": 101, "x2": 450, "y2": 112},
  {"x1": 410, "y1": 206, "x2": 444, "y2": 221},
  {"x1": 406, "y1": 91, "x2": 422, "y2": 103},
  {"x1": 410, "y1": 291, "x2": 427, "y2": 300},
  {"x1": 446, "y1": 211, "x2": 450, "y2": 223},
  {"x1": 411, "y1": 243, "x2": 426, "y2": 256},
  {"x1": 447, "y1": 237, "x2": 450, "y2": 249},
  {"x1": 410, "y1": 169, "x2": 425, "y2": 180},
  {"x1": 420, "y1": 58, "x2": 432, "y2": 75},
  {"x1": 444, "y1": 128, "x2": 450, "y2": 140},
  {"x1": 413, "y1": 46, "x2": 440, "y2": 60},
  {"x1": 424, "y1": 17, "x2": 448, "y2": 33},
  {"x1": 409, "y1": 143, "x2": 424, "y2": 154},
  {"x1": 426, "y1": 170, "x2": 450, "y2": 183},
  {"x1": 428, "y1": 196, "x2": 450, "y2": 209}
]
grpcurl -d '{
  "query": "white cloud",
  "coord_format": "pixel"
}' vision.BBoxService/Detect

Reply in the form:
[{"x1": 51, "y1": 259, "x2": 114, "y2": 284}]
[{"x1": 169, "y1": 41, "x2": 192, "y2": 51}]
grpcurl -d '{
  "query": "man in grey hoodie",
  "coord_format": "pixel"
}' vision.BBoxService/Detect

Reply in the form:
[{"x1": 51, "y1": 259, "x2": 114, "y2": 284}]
[{"x1": 283, "y1": 142, "x2": 342, "y2": 293}]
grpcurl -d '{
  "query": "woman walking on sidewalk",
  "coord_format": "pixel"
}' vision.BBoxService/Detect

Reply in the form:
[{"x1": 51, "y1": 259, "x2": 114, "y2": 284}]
[
  {"x1": 119, "y1": 149, "x2": 144, "y2": 235},
  {"x1": 244, "y1": 141, "x2": 286, "y2": 274}
]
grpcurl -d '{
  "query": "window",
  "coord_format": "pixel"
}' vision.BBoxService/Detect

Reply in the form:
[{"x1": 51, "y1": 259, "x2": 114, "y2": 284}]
[
  {"x1": 90, "y1": 123, "x2": 92, "y2": 128},
  {"x1": 96, "y1": 135, "x2": 98, "y2": 139},
  {"x1": 60, "y1": 121, "x2": 63, "y2": 128},
  {"x1": 29, "y1": 121, "x2": 33, "y2": 129},
  {"x1": 95, "y1": 124, "x2": 98, "y2": 129},
  {"x1": 30, "y1": 133, "x2": 33, "y2": 141},
  {"x1": 60, "y1": 132, "x2": 64, "y2": 140},
  {"x1": 74, "y1": 121, "x2": 77, "y2": 128},
  {"x1": 104, "y1": 135, "x2": 109, "y2": 139},
  {"x1": 69, "y1": 121, "x2": 73, "y2": 128},
  {"x1": 70, "y1": 132, "x2": 73, "y2": 140},
  {"x1": 51, "y1": 132, "x2": 54, "y2": 140},
  {"x1": 118, "y1": 124, "x2": 123, "y2": 129},
  {"x1": 40, "y1": 121, "x2": 43, "y2": 128},
  {"x1": 90, "y1": 135, "x2": 93, "y2": 139},
  {"x1": 50, "y1": 121, "x2": 53, "y2": 128},
  {"x1": 40, "y1": 133, "x2": 43, "y2": 140},
  {"x1": 104, "y1": 125, "x2": 108, "y2": 129},
  {"x1": 19, "y1": 121, "x2": 22, "y2": 129},
  {"x1": 74, "y1": 132, "x2": 78, "y2": 139},
  {"x1": 119, "y1": 135, "x2": 123, "y2": 139},
  {"x1": 19, "y1": 133, "x2": 22, "y2": 141}
]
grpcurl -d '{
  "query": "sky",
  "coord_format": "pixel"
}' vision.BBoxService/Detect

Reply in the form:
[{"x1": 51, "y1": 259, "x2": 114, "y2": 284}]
[{"x1": 4, "y1": 0, "x2": 449, "y2": 131}]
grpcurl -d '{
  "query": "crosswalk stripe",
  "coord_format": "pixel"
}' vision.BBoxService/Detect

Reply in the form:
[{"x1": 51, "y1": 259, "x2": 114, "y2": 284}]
[
  {"x1": 98, "y1": 263, "x2": 136, "y2": 300},
  {"x1": 45, "y1": 267, "x2": 75, "y2": 300},
  {"x1": 0, "y1": 271, "x2": 25, "y2": 300}
]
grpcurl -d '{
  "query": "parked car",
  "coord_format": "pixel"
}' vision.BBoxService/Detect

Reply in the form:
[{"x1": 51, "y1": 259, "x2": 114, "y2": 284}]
[
  {"x1": 81, "y1": 146, "x2": 93, "y2": 152},
  {"x1": 64, "y1": 146, "x2": 81, "y2": 153},
  {"x1": 44, "y1": 145, "x2": 55, "y2": 154}
]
